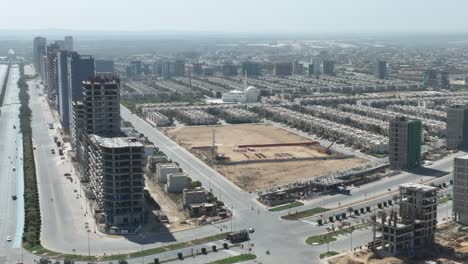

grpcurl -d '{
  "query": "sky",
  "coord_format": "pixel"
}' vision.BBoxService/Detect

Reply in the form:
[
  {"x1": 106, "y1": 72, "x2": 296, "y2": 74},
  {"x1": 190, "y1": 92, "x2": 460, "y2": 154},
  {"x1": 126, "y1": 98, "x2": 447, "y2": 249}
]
[{"x1": 2, "y1": 0, "x2": 468, "y2": 34}]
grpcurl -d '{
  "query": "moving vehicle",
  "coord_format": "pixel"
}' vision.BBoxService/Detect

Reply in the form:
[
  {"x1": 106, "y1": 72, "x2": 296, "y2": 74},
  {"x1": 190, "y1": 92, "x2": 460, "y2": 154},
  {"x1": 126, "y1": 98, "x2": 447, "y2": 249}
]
[
  {"x1": 6, "y1": 236, "x2": 11, "y2": 242},
  {"x1": 12, "y1": 195, "x2": 17, "y2": 200},
  {"x1": 248, "y1": 227, "x2": 255, "y2": 233}
]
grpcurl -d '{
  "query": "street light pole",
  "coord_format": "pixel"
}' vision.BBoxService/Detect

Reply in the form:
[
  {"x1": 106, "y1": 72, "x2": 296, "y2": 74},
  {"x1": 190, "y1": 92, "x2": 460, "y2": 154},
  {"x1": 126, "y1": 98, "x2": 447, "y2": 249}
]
[{"x1": 87, "y1": 230, "x2": 91, "y2": 258}]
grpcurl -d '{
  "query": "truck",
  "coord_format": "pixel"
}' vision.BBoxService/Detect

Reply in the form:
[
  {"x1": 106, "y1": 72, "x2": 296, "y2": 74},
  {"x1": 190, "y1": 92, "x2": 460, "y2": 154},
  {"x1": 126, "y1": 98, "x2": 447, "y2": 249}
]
[{"x1": 227, "y1": 230, "x2": 249, "y2": 243}]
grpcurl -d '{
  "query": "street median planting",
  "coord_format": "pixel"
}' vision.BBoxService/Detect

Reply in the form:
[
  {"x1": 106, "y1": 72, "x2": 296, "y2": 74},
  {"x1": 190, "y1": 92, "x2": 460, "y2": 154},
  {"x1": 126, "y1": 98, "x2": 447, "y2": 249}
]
[
  {"x1": 206, "y1": 254, "x2": 257, "y2": 264},
  {"x1": 319, "y1": 251, "x2": 339, "y2": 259},
  {"x1": 306, "y1": 223, "x2": 369, "y2": 246},
  {"x1": 27, "y1": 233, "x2": 230, "y2": 262},
  {"x1": 269, "y1": 201, "x2": 304, "y2": 212},
  {"x1": 18, "y1": 63, "x2": 42, "y2": 250},
  {"x1": 281, "y1": 207, "x2": 330, "y2": 220}
]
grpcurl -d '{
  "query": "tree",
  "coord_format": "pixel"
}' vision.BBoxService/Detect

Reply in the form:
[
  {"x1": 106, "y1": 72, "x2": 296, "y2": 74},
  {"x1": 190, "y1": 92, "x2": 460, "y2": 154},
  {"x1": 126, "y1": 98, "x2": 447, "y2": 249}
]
[
  {"x1": 347, "y1": 207, "x2": 354, "y2": 218},
  {"x1": 38, "y1": 258, "x2": 52, "y2": 264},
  {"x1": 118, "y1": 260, "x2": 128, "y2": 264},
  {"x1": 64, "y1": 259, "x2": 74, "y2": 264}
]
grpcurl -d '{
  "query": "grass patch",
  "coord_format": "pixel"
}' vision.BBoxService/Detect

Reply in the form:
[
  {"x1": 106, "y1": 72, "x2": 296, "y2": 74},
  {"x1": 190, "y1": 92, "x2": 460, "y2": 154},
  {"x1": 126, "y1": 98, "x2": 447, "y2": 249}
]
[
  {"x1": 206, "y1": 254, "x2": 257, "y2": 264},
  {"x1": 281, "y1": 207, "x2": 330, "y2": 220},
  {"x1": 306, "y1": 223, "x2": 369, "y2": 246},
  {"x1": 319, "y1": 251, "x2": 339, "y2": 259},
  {"x1": 269, "y1": 201, "x2": 304, "y2": 212},
  {"x1": 25, "y1": 233, "x2": 230, "y2": 261},
  {"x1": 306, "y1": 234, "x2": 337, "y2": 245}
]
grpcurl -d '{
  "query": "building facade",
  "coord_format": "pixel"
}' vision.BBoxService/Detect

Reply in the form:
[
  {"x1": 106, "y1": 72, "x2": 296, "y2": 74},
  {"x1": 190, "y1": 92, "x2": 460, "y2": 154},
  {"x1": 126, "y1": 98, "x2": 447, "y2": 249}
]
[
  {"x1": 375, "y1": 60, "x2": 387, "y2": 79},
  {"x1": 85, "y1": 135, "x2": 145, "y2": 229},
  {"x1": 446, "y1": 104, "x2": 468, "y2": 150},
  {"x1": 33, "y1": 36, "x2": 47, "y2": 74},
  {"x1": 322, "y1": 60, "x2": 335, "y2": 75},
  {"x1": 454, "y1": 155, "x2": 468, "y2": 224},
  {"x1": 371, "y1": 183, "x2": 437, "y2": 257},
  {"x1": 389, "y1": 116, "x2": 422, "y2": 170},
  {"x1": 241, "y1": 62, "x2": 261, "y2": 76},
  {"x1": 273, "y1": 62, "x2": 293, "y2": 76}
]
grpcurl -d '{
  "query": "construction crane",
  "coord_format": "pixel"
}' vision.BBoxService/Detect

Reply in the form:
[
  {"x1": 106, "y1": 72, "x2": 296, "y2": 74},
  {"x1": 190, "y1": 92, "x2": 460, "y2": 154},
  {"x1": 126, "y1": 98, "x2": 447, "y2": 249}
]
[{"x1": 324, "y1": 139, "x2": 337, "y2": 155}]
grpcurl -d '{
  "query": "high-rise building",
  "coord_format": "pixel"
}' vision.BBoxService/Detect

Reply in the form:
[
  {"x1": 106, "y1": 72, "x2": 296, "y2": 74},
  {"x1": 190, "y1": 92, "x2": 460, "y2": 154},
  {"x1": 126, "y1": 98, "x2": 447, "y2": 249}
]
[
  {"x1": 67, "y1": 53, "x2": 95, "y2": 133},
  {"x1": 371, "y1": 183, "x2": 437, "y2": 256},
  {"x1": 312, "y1": 58, "x2": 321, "y2": 76},
  {"x1": 322, "y1": 60, "x2": 335, "y2": 76},
  {"x1": 174, "y1": 60, "x2": 185, "y2": 76},
  {"x1": 422, "y1": 69, "x2": 449, "y2": 89},
  {"x1": 46, "y1": 43, "x2": 61, "y2": 101},
  {"x1": 33, "y1": 37, "x2": 47, "y2": 73},
  {"x1": 308, "y1": 64, "x2": 314, "y2": 76},
  {"x1": 389, "y1": 116, "x2": 422, "y2": 170},
  {"x1": 191, "y1": 63, "x2": 203, "y2": 75},
  {"x1": 446, "y1": 104, "x2": 468, "y2": 150},
  {"x1": 273, "y1": 62, "x2": 293, "y2": 76},
  {"x1": 454, "y1": 155, "x2": 468, "y2": 225},
  {"x1": 375, "y1": 60, "x2": 387, "y2": 79},
  {"x1": 130, "y1": 61, "x2": 142, "y2": 76},
  {"x1": 222, "y1": 64, "x2": 238, "y2": 76},
  {"x1": 81, "y1": 78, "x2": 121, "y2": 136},
  {"x1": 95, "y1": 60, "x2": 115, "y2": 74},
  {"x1": 57, "y1": 50, "x2": 76, "y2": 131},
  {"x1": 241, "y1": 62, "x2": 261, "y2": 76},
  {"x1": 84, "y1": 135, "x2": 145, "y2": 229},
  {"x1": 54, "y1": 40, "x2": 65, "y2": 50},
  {"x1": 64, "y1": 36, "x2": 74, "y2": 51}
]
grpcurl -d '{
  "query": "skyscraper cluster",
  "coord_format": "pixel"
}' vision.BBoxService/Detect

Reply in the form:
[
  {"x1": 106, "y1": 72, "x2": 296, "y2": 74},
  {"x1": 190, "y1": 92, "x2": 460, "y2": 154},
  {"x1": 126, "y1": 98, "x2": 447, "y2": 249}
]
[{"x1": 33, "y1": 36, "x2": 144, "y2": 233}]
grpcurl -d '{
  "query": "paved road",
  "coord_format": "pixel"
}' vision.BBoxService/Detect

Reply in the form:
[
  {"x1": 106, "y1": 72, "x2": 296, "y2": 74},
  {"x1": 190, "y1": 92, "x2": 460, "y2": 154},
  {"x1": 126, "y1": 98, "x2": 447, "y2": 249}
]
[
  {"x1": 15, "y1": 65, "x2": 464, "y2": 263},
  {"x1": 0, "y1": 65, "x2": 24, "y2": 264}
]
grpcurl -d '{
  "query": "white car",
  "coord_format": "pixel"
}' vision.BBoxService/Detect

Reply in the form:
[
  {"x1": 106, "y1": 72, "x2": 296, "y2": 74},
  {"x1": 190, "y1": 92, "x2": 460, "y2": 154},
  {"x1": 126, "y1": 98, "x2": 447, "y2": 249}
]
[
  {"x1": 248, "y1": 227, "x2": 255, "y2": 233},
  {"x1": 6, "y1": 236, "x2": 11, "y2": 242}
]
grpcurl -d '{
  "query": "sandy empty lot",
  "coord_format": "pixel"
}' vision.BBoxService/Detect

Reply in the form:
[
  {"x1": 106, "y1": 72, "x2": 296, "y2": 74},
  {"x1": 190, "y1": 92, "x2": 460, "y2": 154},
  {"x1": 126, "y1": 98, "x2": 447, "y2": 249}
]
[
  {"x1": 164, "y1": 123, "x2": 311, "y2": 148},
  {"x1": 164, "y1": 124, "x2": 366, "y2": 191}
]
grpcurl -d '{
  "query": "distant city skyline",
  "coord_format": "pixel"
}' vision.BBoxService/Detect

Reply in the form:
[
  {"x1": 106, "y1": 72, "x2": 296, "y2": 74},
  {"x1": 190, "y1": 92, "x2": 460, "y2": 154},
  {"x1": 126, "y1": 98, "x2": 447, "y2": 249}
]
[{"x1": 2, "y1": 0, "x2": 468, "y2": 34}]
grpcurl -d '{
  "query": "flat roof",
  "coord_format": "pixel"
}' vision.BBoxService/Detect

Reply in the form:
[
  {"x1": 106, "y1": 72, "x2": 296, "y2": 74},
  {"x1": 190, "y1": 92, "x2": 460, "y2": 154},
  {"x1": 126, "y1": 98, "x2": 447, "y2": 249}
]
[
  {"x1": 400, "y1": 182, "x2": 436, "y2": 191},
  {"x1": 455, "y1": 155, "x2": 468, "y2": 161},
  {"x1": 90, "y1": 134, "x2": 143, "y2": 148}
]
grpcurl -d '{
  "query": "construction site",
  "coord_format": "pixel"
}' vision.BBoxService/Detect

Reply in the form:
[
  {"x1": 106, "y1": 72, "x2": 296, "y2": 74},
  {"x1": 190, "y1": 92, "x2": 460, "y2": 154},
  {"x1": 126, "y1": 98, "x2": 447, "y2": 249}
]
[{"x1": 163, "y1": 123, "x2": 366, "y2": 191}]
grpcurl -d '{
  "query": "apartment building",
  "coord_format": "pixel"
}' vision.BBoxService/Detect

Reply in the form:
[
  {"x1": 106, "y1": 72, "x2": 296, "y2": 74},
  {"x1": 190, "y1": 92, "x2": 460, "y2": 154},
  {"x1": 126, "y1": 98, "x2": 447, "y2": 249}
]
[
  {"x1": 454, "y1": 155, "x2": 468, "y2": 224},
  {"x1": 389, "y1": 116, "x2": 422, "y2": 170},
  {"x1": 85, "y1": 135, "x2": 145, "y2": 229},
  {"x1": 446, "y1": 104, "x2": 468, "y2": 150},
  {"x1": 371, "y1": 183, "x2": 437, "y2": 257}
]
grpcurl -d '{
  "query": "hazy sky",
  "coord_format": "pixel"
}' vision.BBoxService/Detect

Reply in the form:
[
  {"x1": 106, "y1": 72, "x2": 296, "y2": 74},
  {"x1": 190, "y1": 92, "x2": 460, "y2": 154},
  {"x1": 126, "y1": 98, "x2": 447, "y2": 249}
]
[{"x1": 2, "y1": 0, "x2": 467, "y2": 33}]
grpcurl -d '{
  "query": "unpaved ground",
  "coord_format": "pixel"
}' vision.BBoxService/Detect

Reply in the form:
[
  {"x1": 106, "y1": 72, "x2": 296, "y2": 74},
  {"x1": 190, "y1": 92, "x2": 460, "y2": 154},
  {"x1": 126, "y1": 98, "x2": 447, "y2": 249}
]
[
  {"x1": 215, "y1": 158, "x2": 365, "y2": 191},
  {"x1": 329, "y1": 250, "x2": 405, "y2": 264},
  {"x1": 144, "y1": 174, "x2": 193, "y2": 232},
  {"x1": 164, "y1": 123, "x2": 311, "y2": 148},
  {"x1": 164, "y1": 123, "x2": 365, "y2": 191}
]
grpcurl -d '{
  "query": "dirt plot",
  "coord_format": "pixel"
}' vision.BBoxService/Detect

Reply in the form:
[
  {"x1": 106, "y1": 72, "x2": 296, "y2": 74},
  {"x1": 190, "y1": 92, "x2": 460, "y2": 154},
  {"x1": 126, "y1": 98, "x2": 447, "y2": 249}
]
[
  {"x1": 214, "y1": 158, "x2": 365, "y2": 190},
  {"x1": 164, "y1": 124, "x2": 366, "y2": 191},
  {"x1": 164, "y1": 123, "x2": 311, "y2": 148}
]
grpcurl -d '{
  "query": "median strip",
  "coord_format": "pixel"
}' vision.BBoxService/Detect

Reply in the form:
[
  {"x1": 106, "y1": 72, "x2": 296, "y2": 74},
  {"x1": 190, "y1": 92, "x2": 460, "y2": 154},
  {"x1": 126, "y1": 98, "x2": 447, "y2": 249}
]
[
  {"x1": 281, "y1": 207, "x2": 330, "y2": 220},
  {"x1": 269, "y1": 201, "x2": 304, "y2": 212}
]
